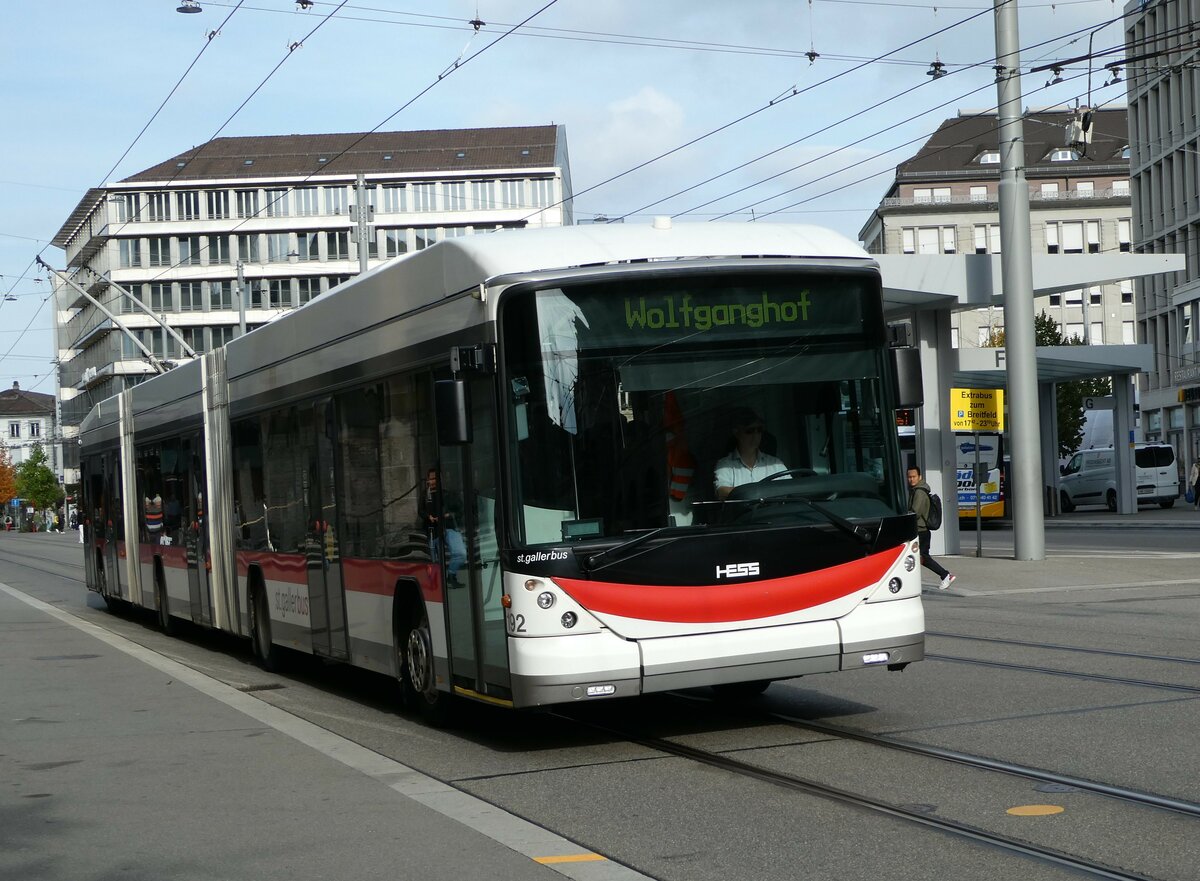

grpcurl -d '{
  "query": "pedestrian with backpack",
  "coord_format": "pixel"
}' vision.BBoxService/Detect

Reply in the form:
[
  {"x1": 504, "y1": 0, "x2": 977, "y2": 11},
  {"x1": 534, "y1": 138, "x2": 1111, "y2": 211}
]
[{"x1": 907, "y1": 465, "x2": 956, "y2": 590}]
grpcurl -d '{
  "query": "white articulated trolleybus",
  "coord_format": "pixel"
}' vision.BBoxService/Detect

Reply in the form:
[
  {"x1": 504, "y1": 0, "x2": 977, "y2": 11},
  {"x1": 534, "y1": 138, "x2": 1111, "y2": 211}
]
[{"x1": 79, "y1": 219, "x2": 926, "y2": 720}]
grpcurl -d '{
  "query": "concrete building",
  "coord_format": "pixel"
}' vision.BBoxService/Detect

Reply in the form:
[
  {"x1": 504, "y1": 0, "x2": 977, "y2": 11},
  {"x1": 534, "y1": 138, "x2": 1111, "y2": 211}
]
[
  {"x1": 50, "y1": 125, "x2": 573, "y2": 486},
  {"x1": 0, "y1": 381, "x2": 57, "y2": 472},
  {"x1": 1123, "y1": 0, "x2": 1200, "y2": 465},
  {"x1": 859, "y1": 108, "x2": 1136, "y2": 352}
]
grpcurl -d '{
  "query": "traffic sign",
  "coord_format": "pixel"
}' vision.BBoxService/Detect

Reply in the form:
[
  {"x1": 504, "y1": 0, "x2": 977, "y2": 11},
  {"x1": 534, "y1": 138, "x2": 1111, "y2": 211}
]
[{"x1": 950, "y1": 387, "x2": 1005, "y2": 432}]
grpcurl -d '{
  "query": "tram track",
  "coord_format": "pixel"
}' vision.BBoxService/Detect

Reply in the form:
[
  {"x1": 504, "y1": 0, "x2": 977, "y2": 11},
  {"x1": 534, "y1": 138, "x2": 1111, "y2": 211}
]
[
  {"x1": 925, "y1": 653, "x2": 1200, "y2": 695},
  {"x1": 558, "y1": 707, "x2": 1169, "y2": 881},
  {"x1": 928, "y1": 631, "x2": 1200, "y2": 666},
  {"x1": 0, "y1": 544, "x2": 87, "y2": 585}
]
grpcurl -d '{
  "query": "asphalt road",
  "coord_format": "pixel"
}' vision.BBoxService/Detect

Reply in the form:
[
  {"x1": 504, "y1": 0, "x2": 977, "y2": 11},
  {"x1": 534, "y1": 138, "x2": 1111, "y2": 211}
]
[{"x1": 3, "y1": 527, "x2": 1199, "y2": 881}]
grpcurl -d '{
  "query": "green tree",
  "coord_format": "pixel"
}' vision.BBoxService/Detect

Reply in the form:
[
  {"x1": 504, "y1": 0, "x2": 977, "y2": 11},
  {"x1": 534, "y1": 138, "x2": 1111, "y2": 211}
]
[
  {"x1": 1034, "y1": 312, "x2": 1112, "y2": 458},
  {"x1": 986, "y1": 316, "x2": 1112, "y2": 458},
  {"x1": 14, "y1": 443, "x2": 62, "y2": 512}
]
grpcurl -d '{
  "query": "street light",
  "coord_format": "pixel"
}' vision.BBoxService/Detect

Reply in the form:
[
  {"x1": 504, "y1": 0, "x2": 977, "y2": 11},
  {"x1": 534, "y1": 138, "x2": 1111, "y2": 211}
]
[{"x1": 176, "y1": 1, "x2": 202, "y2": 13}]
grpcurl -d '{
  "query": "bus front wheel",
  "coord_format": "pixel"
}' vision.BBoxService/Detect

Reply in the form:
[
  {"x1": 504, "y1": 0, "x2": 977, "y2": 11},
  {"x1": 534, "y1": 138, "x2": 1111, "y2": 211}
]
[{"x1": 398, "y1": 601, "x2": 453, "y2": 727}]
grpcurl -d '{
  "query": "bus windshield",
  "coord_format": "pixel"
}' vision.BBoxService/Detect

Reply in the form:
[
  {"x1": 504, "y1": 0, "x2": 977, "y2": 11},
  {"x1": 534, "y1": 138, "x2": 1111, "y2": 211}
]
[{"x1": 499, "y1": 271, "x2": 907, "y2": 547}]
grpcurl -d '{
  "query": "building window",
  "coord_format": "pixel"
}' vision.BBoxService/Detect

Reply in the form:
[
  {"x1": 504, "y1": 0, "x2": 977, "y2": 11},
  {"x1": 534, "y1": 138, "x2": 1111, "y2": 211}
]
[
  {"x1": 265, "y1": 189, "x2": 289, "y2": 217},
  {"x1": 267, "y1": 233, "x2": 291, "y2": 263},
  {"x1": 209, "y1": 234, "x2": 231, "y2": 264},
  {"x1": 210, "y1": 280, "x2": 233, "y2": 311},
  {"x1": 1076, "y1": 181, "x2": 1095, "y2": 198},
  {"x1": 28, "y1": 422, "x2": 40, "y2": 438},
  {"x1": 913, "y1": 187, "x2": 951, "y2": 203},
  {"x1": 327, "y1": 231, "x2": 349, "y2": 261},
  {"x1": 176, "y1": 190, "x2": 200, "y2": 220},
  {"x1": 1040, "y1": 182, "x2": 1061, "y2": 198},
  {"x1": 295, "y1": 187, "x2": 320, "y2": 216},
  {"x1": 1118, "y1": 218, "x2": 1131, "y2": 252},
  {"x1": 236, "y1": 189, "x2": 259, "y2": 219},
  {"x1": 1086, "y1": 221, "x2": 1100, "y2": 253},
  {"x1": 380, "y1": 185, "x2": 406, "y2": 213},
  {"x1": 1064, "y1": 289, "x2": 1083, "y2": 306},
  {"x1": 1048, "y1": 149, "x2": 1080, "y2": 161},
  {"x1": 969, "y1": 186, "x2": 988, "y2": 202},
  {"x1": 383, "y1": 228, "x2": 408, "y2": 258},
  {"x1": 147, "y1": 192, "x2": 170, "y2": 222},
  {"x1": 1088, "y1": 286, "x2": 1102, "y2": 305},
  {"x1": 148, "y1": 237, "x2": 171, "y2": 267},
  {"x1": 1120, "y1": 280, "x2": 1133, "y2": 303},
  {"x1": 182, "y1": 326, "x2": 206, "y2": 354},
  {"x1": 298, "y1": 277, "x2": 320, "y2": 304},
  {"x1": 445, "y1": 181, "x2": 468, "y2": 211},
  {"x1": 207, "y1": 190, "x2": 229, "y2": 220},
  {"x1": 1090, "y1": 322, "x2": 1104, "y2": 343},
  {"x1": 249, "y1": 281, "x2": 265, "y2": 309},
  {"x1": 411, "y1": 183, "x2": 437, "y2": 212},
  {"x1": 415, "y1": 227, "x2": 437, "y2": 250},
  {"x1": 325, "y1": 187, "x2": 348, "y2": 215},
  {"x1": 977, "y1": 150, "x2": 1000, "y2": 164},
  {"x1": 1065, "y1": 322, "x2": 1084, "y2": 341},
  {"x1": 531, "y1": 178, "x2": 554, "y2": 207},
  {"x1": 237, "y1": 234, "x2": 260, "y2": 263},
  {"x1": 472, "y1": 180, "x2": 496, "y2": 210},
  {"x1": 1122, "y1": 320, "x2": 1135, "y2": 344},
  {"x1": 116, "y1": 193, "x2": 141, "y2": 223},
  {"x1": 179, "y1": 235, "x2": 203, "y2": 265},
  {"x1": 119, "y1": 239, "x2": 142, "y2": 268},
  {"x1": 268, "y1": 279, "x2": 292, "y2": 309},
  {"x1": 9, "y1": 422, "x2": 20, "y2": 438},
  {"x1": 1113, "y1": 179, "x2": 1130, "y2": 195},
  {"x1": 499, "y1": 179, "x2": 523, "y2": 208},
  {"x1": 149, "y1": 283, "x2": 173, "y2": 313},
  {"x1": 297, "y1": 231, "x2": 320, "y2": 261},
  {"x1": 973, "y1": 224, "x2": 1001, "y2": 254},
  {"x1": 211, "y1": 325, "x2": 235, "y2": 349},
  {"x1": 1049, "y1": 294, "x2": 1061, "y2": 306},
  {"x1": 180, "y1": 281, "x2": 204, "y2": 312}
]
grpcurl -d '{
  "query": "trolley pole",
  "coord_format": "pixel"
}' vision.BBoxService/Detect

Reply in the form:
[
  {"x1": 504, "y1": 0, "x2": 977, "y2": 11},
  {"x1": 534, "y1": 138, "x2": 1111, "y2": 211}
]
[{"x1": 994, "y1": 0, "x2": 1046, "y2": 560}]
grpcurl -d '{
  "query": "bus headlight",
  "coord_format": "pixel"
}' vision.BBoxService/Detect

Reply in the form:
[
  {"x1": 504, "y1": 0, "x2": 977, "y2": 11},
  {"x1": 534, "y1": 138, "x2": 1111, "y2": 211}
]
[
  {"x1": 904, "y1": 555, "x2": 916, "y2": 571},
  {"x1": 537, "y1": 591, "x2": 556, "y2": 609}
]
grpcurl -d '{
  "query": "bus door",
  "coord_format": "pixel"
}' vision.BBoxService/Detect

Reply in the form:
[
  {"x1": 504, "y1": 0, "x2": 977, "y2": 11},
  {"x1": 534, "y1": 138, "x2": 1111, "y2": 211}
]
[
  {"x1": 103, "y1": 453, "x2": 124, "y2": 601},
  {"x1": 306, "y1": 399, "x2": 349, "y2": 660},
  {"x1": 182, "y1": 436, "x2": 214, "y2": 626},
  {"x1": 438, "y1": 374, "x2": 510, "y2": 700}
]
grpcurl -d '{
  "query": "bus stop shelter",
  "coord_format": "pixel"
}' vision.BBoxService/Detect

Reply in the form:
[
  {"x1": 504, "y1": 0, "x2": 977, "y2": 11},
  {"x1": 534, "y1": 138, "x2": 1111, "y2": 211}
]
[{"x1": 878, "y1": 250, "x2": 1185, "y2": 555}]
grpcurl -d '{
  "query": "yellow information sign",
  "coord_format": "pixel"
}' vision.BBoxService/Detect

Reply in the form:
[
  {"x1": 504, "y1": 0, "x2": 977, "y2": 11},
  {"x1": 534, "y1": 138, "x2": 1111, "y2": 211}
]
[{"x1": 950, "y1": 387, "x2": 1005, "y2": 432}]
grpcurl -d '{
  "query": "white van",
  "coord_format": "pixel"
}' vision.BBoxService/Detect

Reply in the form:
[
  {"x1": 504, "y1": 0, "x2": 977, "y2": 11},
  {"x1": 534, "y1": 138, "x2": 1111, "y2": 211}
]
[{"x1": 1059, "y1": 442, "x2": 1179, "y2": 512}]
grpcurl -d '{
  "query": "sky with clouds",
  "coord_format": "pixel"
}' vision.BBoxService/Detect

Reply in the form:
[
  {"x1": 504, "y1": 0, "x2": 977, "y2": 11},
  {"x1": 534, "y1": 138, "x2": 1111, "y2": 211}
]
[{"x1": 0, "y1": 0, "x2": 1131, "y2": 397}]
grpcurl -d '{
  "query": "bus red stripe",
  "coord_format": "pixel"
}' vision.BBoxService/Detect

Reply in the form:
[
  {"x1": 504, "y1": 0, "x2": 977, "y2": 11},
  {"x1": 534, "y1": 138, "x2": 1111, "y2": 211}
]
[{"x1": 552, "y1": 546, "x2": 903, "y2": 623}]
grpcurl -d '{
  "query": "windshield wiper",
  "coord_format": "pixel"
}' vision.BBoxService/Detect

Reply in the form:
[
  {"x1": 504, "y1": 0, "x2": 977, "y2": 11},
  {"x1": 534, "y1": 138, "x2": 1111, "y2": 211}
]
[
  {"x1": 724, "y1": 494, "x2": 875, "y2": 544},
  {"x1": 582, "y1": 524, "x2": 708, "y2": 572}
]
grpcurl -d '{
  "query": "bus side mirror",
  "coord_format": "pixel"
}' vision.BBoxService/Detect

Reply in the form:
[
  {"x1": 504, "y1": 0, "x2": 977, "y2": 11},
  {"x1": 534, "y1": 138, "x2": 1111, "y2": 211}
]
[
  {"x1": 435, "y1": 379, "x2": 472, "y2": 445},
  {"x1": 891, "y1": 347, "x2": 923, "y2": 409}
]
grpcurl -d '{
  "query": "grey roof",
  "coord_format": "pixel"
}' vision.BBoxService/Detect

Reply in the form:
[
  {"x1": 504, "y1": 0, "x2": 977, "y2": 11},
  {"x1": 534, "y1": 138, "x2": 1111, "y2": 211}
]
[
  {"x1": 892, "y1": 107, "x2": 1128, "y2": 185},
  {"x1": 120, "y1": 125, "x2": 561, "y2": 183},
  {"x1": 0, "y1": 383, "x2": 54, "y2": 417}
]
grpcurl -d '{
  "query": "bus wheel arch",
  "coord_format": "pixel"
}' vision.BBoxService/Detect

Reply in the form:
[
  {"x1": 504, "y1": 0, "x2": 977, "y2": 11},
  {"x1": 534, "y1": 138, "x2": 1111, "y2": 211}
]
[{"x1": 393, "y1": 581, "x2": 453, "y2": 726}]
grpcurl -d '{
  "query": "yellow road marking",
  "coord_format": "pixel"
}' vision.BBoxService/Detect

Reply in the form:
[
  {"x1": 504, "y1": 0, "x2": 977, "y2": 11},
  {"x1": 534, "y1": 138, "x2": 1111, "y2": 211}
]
[{"x1": 1007, "y1": 804, "x2": 1065, "y2": 816}]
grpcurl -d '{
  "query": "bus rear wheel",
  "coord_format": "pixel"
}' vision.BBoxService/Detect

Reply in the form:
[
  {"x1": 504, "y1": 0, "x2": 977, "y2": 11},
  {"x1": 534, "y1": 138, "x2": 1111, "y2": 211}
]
[
  {"x1": 248, "y1": 584, "x2": 285, "y2": 673},
  {"x1": 399, "y1": 603, "x2": 453, "y2": 727},
  {"x1": 156, "y1": 578, "x2": 176, "y2": 636}
]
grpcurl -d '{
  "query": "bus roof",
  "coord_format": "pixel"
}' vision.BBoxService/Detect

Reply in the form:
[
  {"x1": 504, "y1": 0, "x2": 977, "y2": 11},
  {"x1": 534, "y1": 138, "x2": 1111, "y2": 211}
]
[{"x1": 408, "y1": 219, "x2": 872, "y2": 295}]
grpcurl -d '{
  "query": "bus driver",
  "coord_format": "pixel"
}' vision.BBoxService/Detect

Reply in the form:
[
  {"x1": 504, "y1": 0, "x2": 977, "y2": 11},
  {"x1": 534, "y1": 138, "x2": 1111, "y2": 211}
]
[{"x1": 714, "y1": 407, "x2": 788, "y2": 500}]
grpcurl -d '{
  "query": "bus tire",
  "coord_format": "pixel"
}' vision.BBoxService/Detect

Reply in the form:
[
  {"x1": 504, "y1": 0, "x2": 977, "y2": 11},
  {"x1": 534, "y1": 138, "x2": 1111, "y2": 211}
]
[
  {"x1": 712, "y1": 680, "x2": 772, "y2": 700},
  {"x1": 397, "y1": 596, "x2": 454, "y2": 727},
  {"x1": 155, "y1": 563, "x2": 176, "y2": 636},
  {"x1": 248, "y1": 579, "x2": 285, "y2": 673}
]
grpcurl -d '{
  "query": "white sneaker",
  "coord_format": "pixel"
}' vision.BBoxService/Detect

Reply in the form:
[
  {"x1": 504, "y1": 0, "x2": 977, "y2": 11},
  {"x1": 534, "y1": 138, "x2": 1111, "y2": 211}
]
[{"x1": 939, "y1": 574, "x2": 956, "y2": 590}]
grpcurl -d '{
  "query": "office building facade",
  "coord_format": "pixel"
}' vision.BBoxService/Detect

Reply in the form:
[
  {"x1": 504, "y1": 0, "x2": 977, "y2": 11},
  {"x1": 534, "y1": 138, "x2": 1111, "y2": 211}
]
[{"x1": 51, "y1": 125, "x2": 573, "y2": 485}]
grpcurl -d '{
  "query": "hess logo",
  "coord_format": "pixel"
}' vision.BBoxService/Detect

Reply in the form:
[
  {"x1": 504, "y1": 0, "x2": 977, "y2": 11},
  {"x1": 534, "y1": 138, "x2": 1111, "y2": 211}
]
[{"x1": 716, "y1": 562, "x2": 760, "y2": 579}]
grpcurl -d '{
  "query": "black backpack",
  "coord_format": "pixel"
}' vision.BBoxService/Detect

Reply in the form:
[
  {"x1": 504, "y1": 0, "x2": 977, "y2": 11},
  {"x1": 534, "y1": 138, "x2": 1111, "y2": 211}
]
[{"x1": 924, "y1": 489, "x2": 943, "y2": 531}]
